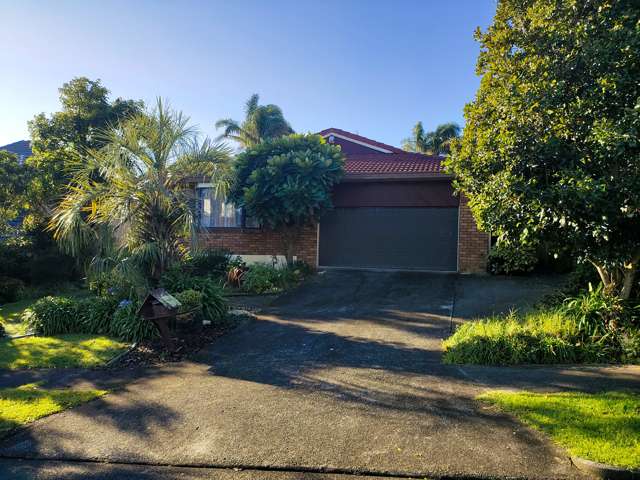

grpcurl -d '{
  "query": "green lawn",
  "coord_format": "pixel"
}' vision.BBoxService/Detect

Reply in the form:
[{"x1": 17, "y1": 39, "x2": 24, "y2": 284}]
[
  {"x1": 0, "y1": 298, "x2": 34, "y2": 336},
  {"x1": 478, "y1": 390, "x2": 640, "y2": 469},
  {"x1": 0, "y1": 335, "x2": 128, "y2": 369},
  {"x1": 0, "y1": 383, "x2": 107, "y2": 437}
]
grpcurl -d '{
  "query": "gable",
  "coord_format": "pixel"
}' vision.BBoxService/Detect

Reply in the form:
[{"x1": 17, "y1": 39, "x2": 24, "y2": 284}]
[{"x1": 329, "y1": 135, "x2": 387, "y2": 154}]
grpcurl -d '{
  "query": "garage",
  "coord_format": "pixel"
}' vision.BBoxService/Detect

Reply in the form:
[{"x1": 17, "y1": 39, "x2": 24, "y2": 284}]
[
  {"x1": 319, "y1": 206, "x2": 459, "y2": 271},
  {"x1": 318, "y1": 177, "x2": 460, "y2": 271}
]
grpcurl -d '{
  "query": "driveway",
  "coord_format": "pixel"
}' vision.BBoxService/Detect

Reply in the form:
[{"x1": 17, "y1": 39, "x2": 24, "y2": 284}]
[{"x1": 1, "y1": 271, "x2": 638, "y2": 479}]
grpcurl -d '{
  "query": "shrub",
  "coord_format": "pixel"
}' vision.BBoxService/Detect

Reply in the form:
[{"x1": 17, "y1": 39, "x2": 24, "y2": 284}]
[
  {"x1": 174, "y1": 289, "x2": 204, "y2": 315},
  {"x1": 87, "y1": 269, "x2": 145, "y2": 300},
  {"x1": 29, "y1": 252, "x2": 77, "y2": 283},
  {"x1": 487, "y1": 242, "x2": 537, "y2": 275},
  {"x1": 241, "y1": 264, "x2": 283, "y2": 294},
  {"x1": 25, "y1": 296, "x2": 83, "y2": 336},
  {"x1": 183, "y1": 249, "x2": 231, "y2": 277},
  {"x1": 0, "y1": 322, "x2": 5, "y2": 338},
  {"x1": 162, "y1": 274, "x2": 226, "y2": 322},
  {"x1": 443, "y1": 307, "x2": 627, "y2": 365},
  {"x1": 110, "y1": 300, "x2": 157, "y2": 343},
  {"x1": 0, "y1": 276, "x2": 25, "y2": 303},
  {"x1": 76, "y1": 296, "x2": 118, "y2": 334}
]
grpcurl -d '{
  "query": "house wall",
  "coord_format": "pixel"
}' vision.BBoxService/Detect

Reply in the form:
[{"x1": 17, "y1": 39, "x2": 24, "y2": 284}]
[
  {"x1": 198, "y1": 224, "x2": 318, "y2": 267},
  {"x1": 457, "y1": 194, "x2": 489, "y2": 273}
]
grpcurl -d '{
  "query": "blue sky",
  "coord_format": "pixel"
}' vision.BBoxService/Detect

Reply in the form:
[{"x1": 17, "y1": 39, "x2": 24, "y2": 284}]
[{"x1": 0, "y1": 0, "x2": 496, "y2": 147}]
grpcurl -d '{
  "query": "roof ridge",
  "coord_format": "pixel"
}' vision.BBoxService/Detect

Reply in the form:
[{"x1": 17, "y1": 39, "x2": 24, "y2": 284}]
[{"x1": 317, "y1": 128, "x2": 405, "y2": 153}]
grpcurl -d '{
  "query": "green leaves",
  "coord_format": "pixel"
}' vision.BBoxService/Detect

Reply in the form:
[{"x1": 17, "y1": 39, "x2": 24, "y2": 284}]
[{"x1": 448, "y1": 0, "x2": 640, "y2": 285}]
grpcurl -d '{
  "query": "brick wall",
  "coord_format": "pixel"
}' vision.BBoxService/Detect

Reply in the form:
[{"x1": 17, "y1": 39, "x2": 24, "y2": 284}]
[
  {"x1": 458, "y1": 194, "x2": 489, "y2": 273},
  {"x1": 198, "y1": 224, "x2": 318, "y2": 267}
]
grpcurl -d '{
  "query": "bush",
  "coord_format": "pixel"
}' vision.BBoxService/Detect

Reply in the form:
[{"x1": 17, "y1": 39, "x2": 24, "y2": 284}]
[
  {"x1": 0, "y1": 322, "x2": 5, "y2": 338},
  {"x1": 487, "y1": 242, "x2": 537, "y2": 275},
  {"x1": 0, "y1": 276, "x2": 25, "y2": 303},
  {"x1": 29, "y1": 252, "x2": 77, "y2": 283},
  {"x1": 87, "y1": 269, "x2": 145, "y2": 300},
  {"x1": 241, "y1": 264, "x2": 283, "y2": 294},
  {"x1": 162, "y1": 274, "x2": 226, "y2": 322},
  {"x1": 76, "y1": 296, "x2": 118, "y2": 334},
  {"x1": 174, "y1": 289, "x2": 204, "y2": 315},
  {"x1": 443, "y1": 300, "x2": 631, "y2": 365},
  {"x1": 183, "y1": 249, "x2": 231, "y2": 278},
  {"x1": 25, "y1": 296, "x2": 83, "y2": 336},
  {"x1": 110, "y1": 300, "x2": 157, "y2": 343}
]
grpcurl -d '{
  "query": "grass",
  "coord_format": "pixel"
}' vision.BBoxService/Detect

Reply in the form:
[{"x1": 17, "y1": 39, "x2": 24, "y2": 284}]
[
  {"x1": 0, "y1": 334, "x2": 128, "y2": 369},
  {"x1": 0, "y1": 298, "x2": 33, "y2": 336},
  {"x1": 442, "y1": 308, "x2": 623, "y2": 365},
  {"x1": 478, "y1": 390, "x2": 640, "y2": 469},
  {"x1": 1, "y1": 286, "x2": 89, "y2": 337},
  {"x1": 0, "y1": 383, "x2": 107, "y2": 438}
]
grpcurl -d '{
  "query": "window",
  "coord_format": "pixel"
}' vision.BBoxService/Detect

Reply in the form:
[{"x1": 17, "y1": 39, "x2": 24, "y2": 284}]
[{"x1": 195, "y1": 186, "x2": 258, "y2": 228}]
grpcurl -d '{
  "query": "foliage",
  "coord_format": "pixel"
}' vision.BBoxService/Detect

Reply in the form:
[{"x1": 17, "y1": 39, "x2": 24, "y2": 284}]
[
  {"x1": 110, "y1": 301, "x2": 157, "y2": 343},
  {"x1": 50, "y1": 99, "x2": 233, "y2": 283},
  {"x1": 239, "y1": 262, "x2": 313, "y2": 294},
  {"x1": 87, "y1": 269, "x2": 145, "y2": 300},
  {"x1": 215, "y1": 94, "x2": 294, "y2": 148},
  {"x1": 229, "y1": 134, "x2": 344, "y2": 263},
  {"x1": 181, "y1": 249, "x2": 231, "y2": 278},
  {"x1": 174, "y1": 289, "x2": 204, "y2": 315},
  {"x1": 161, "y1": 273, "x2": 226, "y2": 322},
  {"x1": 442, "y1": 289, "x2": 637, "y2": 365},
  {"x1": 0, "y1": 322, "x2": 5, "y2": 338},
  {"x1": 0, "y1": 151, "x2": 31, "y2": 233},
  {"x1": 24, "y1": 77, "x2": 142, "y2": 230},
  {"x1": 25, "y1": 296, "x2": 83, "y2": 336},
  {"x1": 402, "y1": 122, "x2": 460, "y2": 155},
  {"x1": 0, "y1": 335, "x2": 127, "y2": 369},
  {"x1": 0, "y1": 384, "x2": 107, "y2": 437},
  {"x1": 478, "y1": 391, "x2": 640, "y2": 469},
  {"x1": 76, "y1": 296, "x2": 118, "y2": 335},
  {"x1": 487, "y1": 241, "x2": 538, "y2": 275},
  {"x1": 0, "y1": 277, "x2": 25, "y2": 304},
  {"x1": 447, "y1": 0, "x2": 640, "y2": 300}
]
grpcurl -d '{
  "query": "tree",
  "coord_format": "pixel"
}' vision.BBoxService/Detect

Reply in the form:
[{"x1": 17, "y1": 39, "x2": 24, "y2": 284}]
[
  {"x1": 0, "y1": 151, "x2": 32, "y2": 233},
  {"x1": 402, "y1": 122, "x2": 460, "y2": 155},
  {"x1": 447, "y1": 0, "x2": 640, "y2": 299},
  {"x1": 26, "y1": 77, "x2": 142, "y2": 228},
  {"x1": 51, "y1": 99, "x2": 232, "y2": 283},
  {"x1": 215, "y1": 94, "x2": 294, "y2": 148},
  {"x1": 228, "y1": 134, "x2": 344, "y2": 264}
]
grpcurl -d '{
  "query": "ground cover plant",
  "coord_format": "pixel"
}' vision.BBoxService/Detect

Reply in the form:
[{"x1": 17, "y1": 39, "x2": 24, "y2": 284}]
[
  {"x1": 0, "y1": 335, "x2": 127, "y2": 369},
  {"x1": 0, "y1": 383, "x2": 106, "y2": 438},
  {"x1": 443, "y1": 286, "x2": 640, "y2": 365},
  {"x1": 478, "y1": 390, "x2": 640, "y2": 470}
]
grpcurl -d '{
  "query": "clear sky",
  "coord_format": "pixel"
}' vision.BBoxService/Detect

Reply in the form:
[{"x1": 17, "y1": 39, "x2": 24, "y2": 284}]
[{"x1": 0, "y1": 0, "x2": 497, "y2": 147}]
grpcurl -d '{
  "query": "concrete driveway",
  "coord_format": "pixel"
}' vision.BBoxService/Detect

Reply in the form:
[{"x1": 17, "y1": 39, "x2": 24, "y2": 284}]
[{"x1": 2, "y1": 270, "x2": 639, "y2": 479}]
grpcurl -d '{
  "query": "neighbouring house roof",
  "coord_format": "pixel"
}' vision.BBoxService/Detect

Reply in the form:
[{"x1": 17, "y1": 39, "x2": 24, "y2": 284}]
[{"x1": 317, "y1": 128, "x2": 447, "y2": 178}]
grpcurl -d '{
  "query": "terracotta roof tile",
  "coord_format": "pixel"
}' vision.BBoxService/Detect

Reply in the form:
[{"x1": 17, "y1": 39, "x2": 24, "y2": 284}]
[{"x1": 344, "y1": 153, "x2": 446, "y2": 176}]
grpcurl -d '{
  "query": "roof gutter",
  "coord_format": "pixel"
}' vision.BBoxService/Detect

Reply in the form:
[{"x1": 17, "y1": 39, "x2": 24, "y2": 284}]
[{"x1": 341, "y1": 173, "x2": 453, "y2": 183}]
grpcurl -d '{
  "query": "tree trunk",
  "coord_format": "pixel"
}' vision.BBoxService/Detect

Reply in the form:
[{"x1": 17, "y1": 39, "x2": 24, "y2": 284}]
[
  {"x1": 590, "y1": 254, "x2": 640, "y2": 300},
  {"x1": 280, "y1": 225, "x2": 301, "y2": 266},
  {"x1": 620, "y1": 253, "x2": 640, "y2": 300}
]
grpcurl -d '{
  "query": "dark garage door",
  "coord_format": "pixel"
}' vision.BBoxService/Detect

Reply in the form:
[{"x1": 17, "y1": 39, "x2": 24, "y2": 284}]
[{"x1": 319, "y1": 207, "x2": 458, "y2": 271}]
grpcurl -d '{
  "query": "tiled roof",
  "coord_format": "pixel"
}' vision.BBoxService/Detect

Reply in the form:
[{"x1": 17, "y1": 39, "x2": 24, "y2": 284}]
[
  {"x1": 345, "y1": 153, "x2": 446, "y2": 176},
  {"x1": 317, "y1": 128, "x2": 405, "y2": 153},
  {"x1": 0, "y1": 140, "x2": 32, "y2": 160}
]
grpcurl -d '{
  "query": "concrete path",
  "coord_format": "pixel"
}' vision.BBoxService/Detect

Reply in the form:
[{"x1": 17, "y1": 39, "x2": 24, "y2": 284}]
[{"x1": 1, "y1": 271, "x2": 638, "y2": 479}]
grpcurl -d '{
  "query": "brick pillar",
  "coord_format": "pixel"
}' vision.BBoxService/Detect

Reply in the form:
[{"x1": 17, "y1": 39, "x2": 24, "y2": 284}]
[{"x1": 458, "y1": 195, "x2": 489, "y2": 273}]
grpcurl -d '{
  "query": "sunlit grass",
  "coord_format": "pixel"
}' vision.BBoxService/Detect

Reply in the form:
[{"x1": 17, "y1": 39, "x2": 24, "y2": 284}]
[
  {"x1": 0, "y1": 383, "x2": 107, "y2": 437},
  {"x1": 0, "y1": 298, "x2": 34, "y2": 336},
  {"x1": 0, "y1": 334, "x2": 128, "y2": 369},
  {"x1": 478, "y1": 390, "x2": 640, "y2": 469}
]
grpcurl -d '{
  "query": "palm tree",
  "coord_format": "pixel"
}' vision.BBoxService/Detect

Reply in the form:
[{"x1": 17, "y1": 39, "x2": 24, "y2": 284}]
[
  {"x1": 402, "y1": 121, "x2": 461, "y2": 156},
  {"x1": 50, "y1": 99, "x2": 232, "y2": 283},
  {"x1": 215, "y1": 94, "x2": 293, "y2": 148}
]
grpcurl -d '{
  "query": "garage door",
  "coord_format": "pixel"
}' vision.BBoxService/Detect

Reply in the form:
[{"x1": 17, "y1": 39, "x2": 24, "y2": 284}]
[{"x1": 319, "y1": 207, "x2": 458, "y2": 271}]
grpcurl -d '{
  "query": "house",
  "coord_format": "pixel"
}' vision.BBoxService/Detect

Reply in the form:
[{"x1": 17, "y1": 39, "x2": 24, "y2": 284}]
[
  {"x1": 195, "y1": 128, "x2": 489, "y2": 273},
  {"x1": 0, "y1": 140, "x2": 32, "y2": 165}
]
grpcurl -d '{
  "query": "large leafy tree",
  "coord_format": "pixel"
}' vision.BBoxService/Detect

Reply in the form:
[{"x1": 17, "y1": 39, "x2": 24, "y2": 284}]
[
  {"x1": 51, "y1": 99, "x2": 232, "y2": 282},
  {"x1": 402, "y1": 122, "x2": 460, "y2": 155},
  {"x1": 26, "y1": 77, "x2": 142, "y2": 228},
  {"x1": 228, "y1": 134, "x2": 344, "y2": 264},
  {"x1": 0, "y1": 151, "x2": 33, "y2": 233},
  {"x1": 215, "y1": 94, "x2": 294, "y2": 148},
  {"x1": 447, "y1": 0, "x2": 640, "y2": 299}
]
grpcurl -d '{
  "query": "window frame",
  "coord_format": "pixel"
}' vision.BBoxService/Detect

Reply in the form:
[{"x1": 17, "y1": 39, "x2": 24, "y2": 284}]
[{"x1": 195, "y1": 183, "x2": 260, "y2": 231}]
